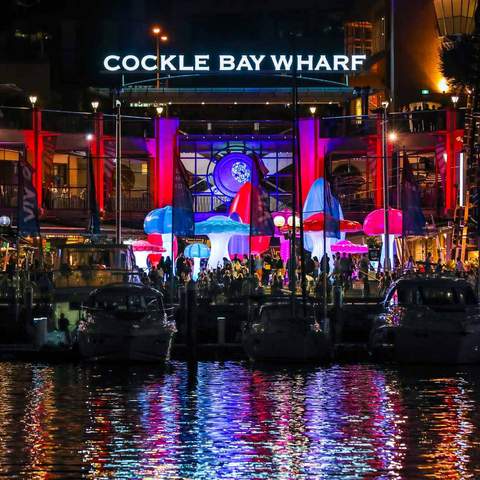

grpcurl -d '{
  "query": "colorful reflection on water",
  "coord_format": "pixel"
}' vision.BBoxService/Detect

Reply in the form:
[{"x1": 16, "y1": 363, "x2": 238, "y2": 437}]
[{"x1": 0, "y1": 362, "x2": 480, "y2": 479}]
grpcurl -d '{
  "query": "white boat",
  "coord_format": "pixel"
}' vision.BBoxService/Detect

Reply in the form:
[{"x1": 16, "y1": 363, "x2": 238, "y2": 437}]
[
  {"x1": 78, "y1": 283, "x2": 176, "y2": 362},
  {"x1": 242, "y1": 300, "x2": 332, "y2": 362},
  {"x1": 369, "y1": 276, "x2": 480, "y2": 364}
]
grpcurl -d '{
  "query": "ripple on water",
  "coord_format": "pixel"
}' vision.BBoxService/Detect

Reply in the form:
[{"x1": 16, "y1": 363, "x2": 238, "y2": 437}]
[{"x1": 0, "y1": 362, "x2": 479, "y2": 479}]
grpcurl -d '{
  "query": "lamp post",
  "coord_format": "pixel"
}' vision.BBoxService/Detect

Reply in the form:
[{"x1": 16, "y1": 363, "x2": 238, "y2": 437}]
[
  {"x1": 152, "y1": 26, "x2": 168, "y2": 89},
  {"x1": 381, "y1": 100, "x2": 390, "y2": 272},
  {"x1": 115, "y1": 99, "x2": 122, "y2": 244}
]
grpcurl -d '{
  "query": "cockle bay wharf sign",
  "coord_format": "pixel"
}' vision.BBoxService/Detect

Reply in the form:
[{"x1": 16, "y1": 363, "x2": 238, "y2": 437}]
[{"x1": 103, "y1": 53, "x2": 367, "y2": 73}]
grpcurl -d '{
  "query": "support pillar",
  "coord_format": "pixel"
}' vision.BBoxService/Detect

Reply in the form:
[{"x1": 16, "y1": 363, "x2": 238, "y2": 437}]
[
  {"x1": 375, "y1": 113, "x2": 384, "y2": 208},
  {"x1": 445, "y1": 107, "x2": 458, "y2": 213},
  {"x1": 151, "y1": 117, "x2": 179, "y2": 208},
  {"x1": 32, "y1": 108, "x2": 43, "y2": 208}
]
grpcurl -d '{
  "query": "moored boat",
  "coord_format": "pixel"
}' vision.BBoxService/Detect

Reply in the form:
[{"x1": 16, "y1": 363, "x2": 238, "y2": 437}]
[
  {"x1": 369, "y1": 276, "x2": 480, "y2": 364},
  {"x1": 78, "y1": 283, "x2": 176, "y2": 362},
  {"x1": 242, "y1": 300, "x2": 332, "y2": 362}
]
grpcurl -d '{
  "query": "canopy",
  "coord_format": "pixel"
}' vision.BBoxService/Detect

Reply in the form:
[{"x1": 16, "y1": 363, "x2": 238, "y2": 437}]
[
  {"x1": 184, "y1": 242, "x2": 210, "y2": 258},
  {"x1": 330, "y1": 240, "x2": 369, "y2": 254},
  {"x1": 363, "y1": 208, "x2": 403, "y2": 236},
  {"x1": 132, "y1": 240, "x2": 166, "y2": 253}
]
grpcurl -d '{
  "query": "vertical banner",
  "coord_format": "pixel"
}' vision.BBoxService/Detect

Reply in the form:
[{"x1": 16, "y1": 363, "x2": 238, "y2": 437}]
[
  {"x1": 17, "y1": 159, "x2": 40, "y2": 236},
  {"x1": 402, "y1": 150, "x2": 426, "y2": 236}
]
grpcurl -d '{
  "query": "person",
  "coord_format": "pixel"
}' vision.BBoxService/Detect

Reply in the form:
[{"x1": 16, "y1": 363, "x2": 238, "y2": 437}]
[
  {"x1": 424, "y1": 252, "x2": 433, "y2": 274},
  {"x1": 405, "y1": 255, "x2": 415, "y2": 273},
  {"x1": 58, "y1": 313, "x2": 71, "y2": 344},
  {"x1": 164, "y1": 256, "x2": 172, "y2": 281},
  {"x1": 456, "y1": 258, "x2": 464, "y2": 275}
]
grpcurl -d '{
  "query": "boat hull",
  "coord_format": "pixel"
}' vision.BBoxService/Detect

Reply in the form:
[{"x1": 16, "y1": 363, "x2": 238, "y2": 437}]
[{"x1": 78, "y1": 330, "x2": 174, "y2": 362}]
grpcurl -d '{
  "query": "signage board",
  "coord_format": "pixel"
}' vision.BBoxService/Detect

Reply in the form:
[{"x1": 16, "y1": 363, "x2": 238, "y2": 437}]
[{"x1": 103, "y1": 53, "x2": 367, "y2": 73}]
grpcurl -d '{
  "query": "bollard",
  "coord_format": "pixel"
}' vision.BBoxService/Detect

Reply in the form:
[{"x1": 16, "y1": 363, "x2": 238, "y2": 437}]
[{"x1": 217, "y1": 316, "x2": 226, "y2": 346}]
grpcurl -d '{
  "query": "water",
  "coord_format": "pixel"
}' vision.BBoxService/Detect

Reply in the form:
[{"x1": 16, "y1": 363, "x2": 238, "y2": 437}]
[{"x1": 0, "y1": 362, "x2": 480, "y2": 479}]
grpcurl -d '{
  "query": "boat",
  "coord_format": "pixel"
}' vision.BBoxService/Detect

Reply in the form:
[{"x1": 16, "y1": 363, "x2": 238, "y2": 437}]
[
  {"x1": 369, "y1": 276, "x2": 480, "y2": 364},
  {"x1": 78, "y1": 283, "x2": 176, "y2": 362},
  {"x1": 242, "y1": 299, "x2": 332, "y2": 362},
  {"x1": 52, "y1": 243, "x2": 141, "y2": 327}
]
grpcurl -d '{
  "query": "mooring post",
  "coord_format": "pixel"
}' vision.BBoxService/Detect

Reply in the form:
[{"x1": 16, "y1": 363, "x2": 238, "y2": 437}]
[{"x1": 186, "y1": 281, "x2": 197, "y2": 362}]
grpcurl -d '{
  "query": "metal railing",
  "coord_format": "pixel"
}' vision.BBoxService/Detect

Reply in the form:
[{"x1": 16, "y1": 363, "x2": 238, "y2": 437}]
[
  {"x1": 45, "y1": 186, "x2": 87, "y2": 209},
  {"x1": 0, "y1": 184, "x2": 18, "y2": 208}
]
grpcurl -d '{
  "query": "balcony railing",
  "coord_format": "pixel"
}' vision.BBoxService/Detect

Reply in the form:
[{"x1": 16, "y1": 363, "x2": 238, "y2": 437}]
[
  {"x1": 0, "y1": 184, "x2": 18, "y2": 208},
  {"x1": 106, "y1": 190, "x2": 151, "y2": 212},
  {"x1": 45, "y1": 186, "x2": 87, "y2": 210}
]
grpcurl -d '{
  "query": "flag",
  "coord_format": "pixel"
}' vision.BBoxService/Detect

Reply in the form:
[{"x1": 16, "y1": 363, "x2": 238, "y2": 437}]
[
  {"x1": 402, "y1": 150, "x2": 426, "y2": 236},
  {"x1": 87, "y1": 152, "x2": 100, "y2": 235},
  {"x1": 172, "y1": 155, "x2": 194, "y2": 236},
  {"x1": 324, "y1": 180, "x2": 340, "y2": 238},
  {"x1": 17, "y1": 159, "x2": 40, "y2": 236}
]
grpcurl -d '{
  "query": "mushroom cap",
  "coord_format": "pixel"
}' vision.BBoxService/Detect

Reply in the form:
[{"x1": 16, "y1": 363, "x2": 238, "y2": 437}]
[
  {"x1": 330, "y1": 240, "x2": 369, "y2": 254},
  {"x1": 195, "y1": 215, "x2": 250, "y2": 235},
  {"x1": 184, "y1": 242, "x2": 210, "y2": 258},
  {"x1": 132, "y1": 240, "x2": 166, "y2": 253},
  {"x1": 363, "y1": 208, "x2": 403, "y2": 236},
  {"x1": 303, "y1": 213, "x2": 362, "y2": 233},
  {"x1": 144, "y1": 206, "x2": 172, "y2": 235}
]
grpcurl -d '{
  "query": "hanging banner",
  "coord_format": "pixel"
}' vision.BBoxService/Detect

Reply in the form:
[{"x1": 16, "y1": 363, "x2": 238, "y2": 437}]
[{"x1": 17, "y1": 159, "x2": 40, "y2": 236}]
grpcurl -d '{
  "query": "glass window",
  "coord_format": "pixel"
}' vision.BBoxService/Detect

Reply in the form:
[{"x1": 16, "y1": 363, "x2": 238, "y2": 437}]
[{"x1": 419, "y1": 287, "x2": 458, "y2": 305}]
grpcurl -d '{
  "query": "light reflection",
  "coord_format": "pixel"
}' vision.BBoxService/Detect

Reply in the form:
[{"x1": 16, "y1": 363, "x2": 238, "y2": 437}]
[{"x1": 0, "y1": 362, "x2": 478, "y2": 478}]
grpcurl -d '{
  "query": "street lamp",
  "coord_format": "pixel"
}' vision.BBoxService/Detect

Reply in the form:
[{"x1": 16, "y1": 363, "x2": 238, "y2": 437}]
[
  {"x1": 309, "y1": 105, "x2": 317, "y2": 116},
  {"x1": 155, "y1": 105, "x2": 164, "y2": 116},
  {"x1": 451, "y1": 94, "x2": 460, "y2": 107},
  {"x1": 29, "y1": 95, "x2": 37, "y2": 107},
  {"x1": 381, "y1": 100, "x2": 390, "y2": 272},
  {"x1": 91, "y1": 100, "x2": 99, "y2": 112},
  {"x1": 152, "y1": 26, "x2": 168, "y2": 88},
  {"x1": 433, "y1": 0, "x2": 478, "y2": 37},
  {"x1": 388, "y1": 131, "x2": 398, "y2": 142}
]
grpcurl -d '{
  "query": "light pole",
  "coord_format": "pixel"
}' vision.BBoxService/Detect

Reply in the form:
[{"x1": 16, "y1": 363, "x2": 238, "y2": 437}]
[
  {"x1": 152, "y1": 26, "x2": 168, "y2": 89},
  {"x1": 115, "y1": 99, "x2": 122, "y2": 244},
  {"x1": 381, "y1": 100, "x2": 391, "y2": 272}
]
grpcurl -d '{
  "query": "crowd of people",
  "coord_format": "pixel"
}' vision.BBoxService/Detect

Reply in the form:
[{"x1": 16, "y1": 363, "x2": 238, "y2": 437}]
[{"x1": 141, "y1": 247, "x2": 480, "y2": 303}]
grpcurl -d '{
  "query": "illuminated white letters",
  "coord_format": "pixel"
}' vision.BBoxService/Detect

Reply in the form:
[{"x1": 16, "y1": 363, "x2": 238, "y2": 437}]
[
  {"x1": 270, "y1": 55, "x2": 293, "y2": 71},
  {"x1": 102, "y1": 53, "x2": 367, "y2": 73},
  {"x1": 122, "y1": 55, "x2": 140, "y2": 71},
  {"x1": 195, "y1": 55, "x2": 210, "y2": 71},
  {"x1": 141, "y1": 55, "x2": 157, "y2": 71},
  {"x1": 219, "y1": 55, "x2": 236, "y2": 71},
  {"x1": 104, "y1": 55, "x2": 121, "y2": 71},
  {"x1": 351, "y1": 54, "x2": 367, "y2": 71}
]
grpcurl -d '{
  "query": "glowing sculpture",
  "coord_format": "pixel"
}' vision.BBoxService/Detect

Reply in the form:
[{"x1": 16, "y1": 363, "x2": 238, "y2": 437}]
[
  {"x1": 144, "y1": 206, "x2": 174, "y2": 260},
  {"x1": 132, "y1": 239, "x2": 165, "y2": 270},
  {"x1": 195, "y1": 215, "x2": 249, "y2": 269},
  {"x1": 229, "y1": 182, "x2": 272, "y2": 256},
  {"x1": 331, "y1": 240, "x2": 369, "y2": 254},
  {"x1": 363, "y1": 208, "x2": 403, "y2": 269},
  {"x1": 303, "y1": 177, "x2": 345, "y2": 264},
  {"x1": 184, "y1": 243, "x2": 210, "y2": 280},
  {"x1": 303, "y1": 213, "x2": 362, "y2": 260}
]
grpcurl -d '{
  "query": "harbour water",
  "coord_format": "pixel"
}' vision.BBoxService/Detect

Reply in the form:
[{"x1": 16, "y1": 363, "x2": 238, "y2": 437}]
[{"x1": 1, "y1": 361, "x2": 480, "y2": 479}]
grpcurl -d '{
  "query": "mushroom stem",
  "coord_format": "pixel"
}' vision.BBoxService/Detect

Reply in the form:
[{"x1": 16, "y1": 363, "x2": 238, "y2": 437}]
[
  {"x1": 207, "y1": 233, "x2": 233, "y2": 269},
  {"x1": 380, "y1": 234, "x2": 396, "y2": 271},
  {"x1": 192, "y1": 257, "x2": 201, "y2": 280}
]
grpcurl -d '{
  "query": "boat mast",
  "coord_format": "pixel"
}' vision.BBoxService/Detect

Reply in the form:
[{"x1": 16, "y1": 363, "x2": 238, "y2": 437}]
[{"x1": 115, "y1": 97, "x2": 122, "y2": 244}]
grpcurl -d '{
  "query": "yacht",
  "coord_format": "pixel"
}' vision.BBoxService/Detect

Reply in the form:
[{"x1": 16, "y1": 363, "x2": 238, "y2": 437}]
[
  {"x1": 242, "y1": 300, "x2": 332, "y2": 362},
  {"x1": 78, "y1": 283, "x2": 176, "y2": 362},
  {"x1": 369, "y1": 276, "x2": 480, "y2": 364},
  {"x1": 52, "y1": 243, "x2": 141, "y2": 328}
]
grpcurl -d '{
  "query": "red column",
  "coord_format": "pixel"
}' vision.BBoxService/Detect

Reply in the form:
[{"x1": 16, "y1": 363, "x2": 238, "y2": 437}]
[
  {"x1": 445, "y1": 108, "x2": 457, "y2": 213},
  {"x1": 152, "y1": 117, "x2": 179, "y2": 208},
  {"x1": 375, "y1": 113, "x2": 383, "y2": 208},
  {"x1": 298, "y1": 117, "x2": 321, "y2": 205},
  {"x1": 32, "y1": 107, "x2": 43, "y2": 207},
  {"x1": 92, "y1": 112, "x2": 105, "y2": 212}
]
